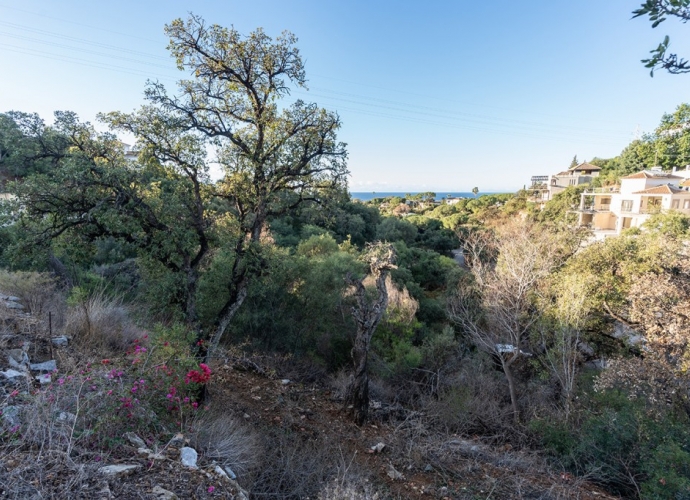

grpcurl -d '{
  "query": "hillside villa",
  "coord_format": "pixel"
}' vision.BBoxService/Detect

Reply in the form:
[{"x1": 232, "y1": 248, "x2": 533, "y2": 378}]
[{"x1": 577, "y1": 167, "x2": 690, "y2": 237}]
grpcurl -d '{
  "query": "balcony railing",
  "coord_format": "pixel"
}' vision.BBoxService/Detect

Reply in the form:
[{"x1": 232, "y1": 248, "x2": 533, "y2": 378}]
[
  {"x1": 580, "y1": 204, "x2": 611, "y2": 212},
  {"x1": 582, "y1": 187, "x2": 620, "y2": 194}
]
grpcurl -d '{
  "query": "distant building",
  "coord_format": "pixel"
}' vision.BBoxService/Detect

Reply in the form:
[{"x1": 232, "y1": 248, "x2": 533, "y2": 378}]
[
  {"x1": 577, "y1": 167, "x2": 690, "y2": 237},
  {"x1": 528, "y1": 163, "x2": 601, "y2": 205}
]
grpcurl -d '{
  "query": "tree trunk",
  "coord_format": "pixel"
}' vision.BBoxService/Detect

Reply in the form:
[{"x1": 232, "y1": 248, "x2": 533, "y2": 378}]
[
  {"x1": 349, "y1": 336, "x2": 370, "y2": 426},
  {"x1": 502, "y1": 358, "x2": 519, "y2": 423},
  {"x1": 345, "y1": 243, "x2": 396, "y2": 425},
  {"x1": 204, "y1": 280, "x2": 248, "y2": 363}
]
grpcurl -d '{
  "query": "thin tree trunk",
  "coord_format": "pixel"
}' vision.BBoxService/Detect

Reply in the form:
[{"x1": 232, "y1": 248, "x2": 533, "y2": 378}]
[
  {"x1": 502, "y1": 359, "x2": 519, "y2": 423},
  {"x1": 204, "y1": 280, "x2": 248, "y2": 363},
  {"x1": 349, "y1": 335, "x2": 371, "y2": 426},
  {"x1": 345, "y1": 243, "x2": 396, "y2": 425}
]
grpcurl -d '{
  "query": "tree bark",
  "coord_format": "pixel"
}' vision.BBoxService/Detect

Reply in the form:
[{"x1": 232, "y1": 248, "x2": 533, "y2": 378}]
[
  {"x1": 345, "y1": 243, "x2": 396, "y2": 425},
  {"x1": 502, "y1": 358, "x2": 520, "y2": 423}
]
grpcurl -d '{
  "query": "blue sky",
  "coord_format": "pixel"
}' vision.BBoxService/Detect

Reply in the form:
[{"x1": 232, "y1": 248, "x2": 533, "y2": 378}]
[{"x1": 1, "y1": 0, "x2": 689, "y2": 192}]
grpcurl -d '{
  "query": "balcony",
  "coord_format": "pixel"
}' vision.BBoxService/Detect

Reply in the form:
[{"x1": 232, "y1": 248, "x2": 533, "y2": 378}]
[
  {"x1": 579, "y1": 204, "x2": 611, "y2": 212},
  {"x1": 582, "y1": 187, "x2": 620, "y2": 194}
]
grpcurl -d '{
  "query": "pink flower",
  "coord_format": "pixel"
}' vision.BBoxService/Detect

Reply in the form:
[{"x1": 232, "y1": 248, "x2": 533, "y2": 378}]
[{"x1": 207, "y1": 486, "x2": 215, "y2": 493}]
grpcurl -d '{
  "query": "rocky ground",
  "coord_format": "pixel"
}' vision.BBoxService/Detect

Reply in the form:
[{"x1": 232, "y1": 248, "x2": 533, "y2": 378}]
[{"x1": 0, "y1": 294, "x2": 621, "y2": 499}]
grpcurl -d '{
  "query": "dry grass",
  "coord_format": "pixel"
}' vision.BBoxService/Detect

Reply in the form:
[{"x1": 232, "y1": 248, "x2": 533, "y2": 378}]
[
  {"x1": 190, "y1": 413, "x2": 261, "y2": 477},
  {"x1": 0, "y1": 270, "x2": 65, "y2": 331},
  {"x1": 64, "y1": 289, "x2": 143, "y2": 353}
]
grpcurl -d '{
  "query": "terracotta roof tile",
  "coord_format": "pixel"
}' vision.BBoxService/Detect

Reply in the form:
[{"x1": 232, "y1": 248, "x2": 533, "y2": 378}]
[
  {"x1": 569, "y1": 162, "x2": 601, "y2": 172},
  {"x1": 622, "y1": 170, "x2": 683, "y2": 180},
  {"x1": 632, "y1": 184, "x2": 686, "y2": 195}
]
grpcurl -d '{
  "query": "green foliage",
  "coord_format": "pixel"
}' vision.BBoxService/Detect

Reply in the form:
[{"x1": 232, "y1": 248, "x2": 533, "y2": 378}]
[
  {"x1": 643, "y1": 210, "x2": 690, "y2": 238},
  {"x1": 296, "y1": 233, "x2": 339, "y2": 257},
  {"x1": 536, "y1": 185, "x2": 585, "y2": 223},
  {"x1": 217, "y1": 244, "x2": 362, "y2": 368},
  {"x1": 536, "y1": 387, "x2": 690, "y2": 498},
  {"x1": 632, "y1": 0, "x2": 690, "y2": 76},
  {"x1": 376, "y1": 217, "x2": 417, "y2": 245},
  {"x1": 641, "y1": 442, "x2": 690, "y2": 499}
]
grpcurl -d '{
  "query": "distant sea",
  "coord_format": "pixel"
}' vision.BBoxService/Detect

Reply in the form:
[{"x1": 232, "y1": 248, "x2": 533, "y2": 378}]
[{"x1": 350, "y1": 192, "x2": 501, "y2": 202}]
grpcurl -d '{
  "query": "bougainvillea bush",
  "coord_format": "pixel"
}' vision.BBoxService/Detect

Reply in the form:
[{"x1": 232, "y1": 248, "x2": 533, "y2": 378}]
[{"x1": 1, "y1": 324, "x2": 211, "y2": 457}]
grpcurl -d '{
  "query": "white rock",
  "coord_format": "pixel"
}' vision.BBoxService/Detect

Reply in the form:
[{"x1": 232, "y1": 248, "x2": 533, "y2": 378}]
[
  {"x1": 35, "y1": 373, "x2": 52, "y2": 384},
  {"x1": 281, "y1": 379, "x2": 291, "y2": 385},
  {"x1": 1, "y1": 369, "x2": 26, "y2": 379},
  {"x1": 30, "y1": 360, "x2": 57, "y2": 372},
  {"x1": 152, "y1": 486, "x2": 178, "y2": 499},
  {"x1": 125, "y1": 432, "x2": 147, "y2": 448},
  {"x1": 371, "y1": 442, "x2": 386, "y2": 453},
  {"x1": 4, "y1": 302, "x2": 24, "y2": 310},
  {"x1": 7, "y1": 350, "x2": 28, "y2": 368},
  {"x1": 180, "y1": 446, "x2": 198, "y2": 468},
  {"x1": 51, "y1": 336, "x2": 69, "y2": 346},
  {"x1": 98, "y1": 464, "x2": 141, "y2": 476}
]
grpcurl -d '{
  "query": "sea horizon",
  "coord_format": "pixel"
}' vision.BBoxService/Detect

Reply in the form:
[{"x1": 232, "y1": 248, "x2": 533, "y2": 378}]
[{"x1": 350, "y1": 191, "x2": 506, "y2": 202}]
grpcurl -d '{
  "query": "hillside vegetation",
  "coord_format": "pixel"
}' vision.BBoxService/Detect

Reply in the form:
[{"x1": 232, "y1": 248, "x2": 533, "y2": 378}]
[{"x1": 2, "y1": 14, "x2": 690, "y2": 500}]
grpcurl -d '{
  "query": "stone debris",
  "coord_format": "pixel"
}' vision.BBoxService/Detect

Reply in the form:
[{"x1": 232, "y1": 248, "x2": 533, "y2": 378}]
[
  {"x1": 386, "y1": 463, "x2": 404, "y2": 481},
  {"x1": 30, "y1": 360, "x2": 57, "y2": 372},
  {"x1": 1, "y1": 368, "x2": 26, "y2": 380},
  {"x1": 180, "y1": 446, "x2": 198, "y2": 468},
  {"x1": 125, "y1": 432, "x2": 147, "y2": 449},
  {"x1": 35, "y1": 373, "x2": 52, "y2": 384},
  {"x1": 370, "y1": 442, "x2": 386, "y2": 453},
  {"x1": 51, "y1": 336, "x2": 69, "y2": 346},
  {"x1": 152, "y1": 485, "x2": 179, "y2": 499},
  {"x1": 280, "y1": 379, "x2": 291, "y2": 385},
  {"x1": 3, "y1": 302, "x2": 24, "y2": 310},
  {"x1": 7, "y1": 349, "x2": 29, "y2": 369},
  {"x1": 98, "y1": 464, "x2": 141, "y2": 476}
]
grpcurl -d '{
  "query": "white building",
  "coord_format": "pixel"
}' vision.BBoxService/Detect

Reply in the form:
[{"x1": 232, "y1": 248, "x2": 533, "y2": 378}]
[
  {"x1": 578, "y1": 168, "x2": 690, "y2": 237},
  {"x1": 529, "y1": 162, "x2": 601, "y2": 204}
]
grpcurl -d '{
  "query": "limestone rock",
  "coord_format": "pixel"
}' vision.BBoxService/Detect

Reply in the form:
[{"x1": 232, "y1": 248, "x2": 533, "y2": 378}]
[
  {"x1": 371, "y1": 442, "x2": 386, "y2": 453},
  {"x1": 180, "y1": 446, "x2": 198, "y2": 468},
  {"x1": 35, "y1": 373, "x2": 52, "y2": 384},
  {"x1": 98, "y1": 464, "x2": 141, "y2": 476},
  {"x1": 125, "y1": 432, "x2": 147, "y2": 449},
  {"x1": 1, "y1": 369, "x2": 26, "y2": 380},
  {"x1": 30, "y1": 360, "x2": 57, "y2": 372},
  {"x1": 51, "y1": 336, "x2": 69, "y2": 346},
  {"x1": 152, "y1": 486, "x2": 179, "y2": 499},
  {"x1": 7, "y1": 349, "x2": 29, "y2": 369}
]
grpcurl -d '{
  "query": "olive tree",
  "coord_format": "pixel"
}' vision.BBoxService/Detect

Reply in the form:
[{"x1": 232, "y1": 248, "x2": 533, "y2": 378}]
[{"x1": 346, "y1": 243, "x2": 396, "y2": 425}]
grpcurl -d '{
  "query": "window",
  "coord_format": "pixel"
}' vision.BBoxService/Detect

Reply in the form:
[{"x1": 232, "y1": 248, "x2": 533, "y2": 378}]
[
  {"x1": 621, "y1": 200, "x2": 633, "y2": 211},
  {"x1": 672, "y1": 199, "x2": 680, "y2": 209},
  {"x1": 685, "y1": 200, "x2": 690, "y2": 209},
  {"x1": 600, "y1": 197, "x2": 611, "y2": 205}
]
